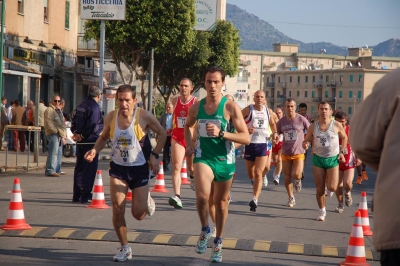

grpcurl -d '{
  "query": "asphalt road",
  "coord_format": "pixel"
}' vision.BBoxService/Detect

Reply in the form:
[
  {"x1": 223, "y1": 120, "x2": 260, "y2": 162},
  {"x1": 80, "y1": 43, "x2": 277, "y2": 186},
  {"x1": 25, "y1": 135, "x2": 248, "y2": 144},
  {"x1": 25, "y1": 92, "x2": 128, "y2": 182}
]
[{"x1": 0, "y1": 153, "x2": 378, "y2": 265}]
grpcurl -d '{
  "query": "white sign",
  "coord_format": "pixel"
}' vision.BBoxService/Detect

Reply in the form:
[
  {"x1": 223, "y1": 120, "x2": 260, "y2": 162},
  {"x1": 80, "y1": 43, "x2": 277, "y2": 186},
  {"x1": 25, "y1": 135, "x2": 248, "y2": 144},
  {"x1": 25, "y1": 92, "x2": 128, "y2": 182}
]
[
  {"x1": 80, "y1": 0, "x2": 126, "y2": 20},
  {"x1": 194, "y1": 0, "x2": 217, "y2": 31}
]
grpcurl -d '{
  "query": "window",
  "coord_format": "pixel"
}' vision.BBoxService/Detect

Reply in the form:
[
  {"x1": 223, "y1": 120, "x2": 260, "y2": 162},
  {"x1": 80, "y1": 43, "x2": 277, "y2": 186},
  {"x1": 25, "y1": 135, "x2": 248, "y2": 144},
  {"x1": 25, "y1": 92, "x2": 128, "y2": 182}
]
[
  {"x1": 44, "y1": 0, "x2": 49, "y2": 22},
  {"x1": 278, "y1": 77, "x2": 281, "y2": 83},
  {"x1": 305, "y1": 91, "x2": 308, "y2": 98},
  {"x1": 358, "y1": 74, "x2": 363, "y2": 82},
  {"x1": 297, "y1": 91, "x2": 300, "y2": 97},
  {"x1": 326, "y1": 75, "x2": 329, "y2": 83},
  {"x1": 312, "y1": 91, "x2": 315, "y2": 98},
  {"x1": 18, "y1": 0, "x2": 24, "y2": 14},
  {"x1": 65, "y1": 1, "x2": 70, "y2": 29},
  {"x1": 265, "y1": 91, "x2": 269, "y2": 97},
  {"x1": 325, "y1": 91, "x2": 329, "y2": 98},
  {"x1": 266, "y1": 77, "x2": 269, "y2": 84},
  {"x1": 340, "y1": 75, "x2": 343, "y2": 82},
  {"x1": 297, "y1": 76, "x2": 300, "y2": 83},
  {"x1": 348, "y1": 107, "x2": 352, "y2": 115},
  {"x1": 350, "y1": 75, "x2": 354, "y2": 82},
  {"x1": 289, "y1": 76, "x2": 292, "y2": 83},
  {"x1": 289, "y1": 91, "x2": 292, "y2": 97},
  {"x1": 349, "y1": 91, "x2": 353, "y2": 98},
  {"x1": 339, "y1": 91, "x2": 342, "y2": 98},
  {"x1": 305, "y1": 76, "x2": 308, "y2": 83},
  {"x1": 358, "y1": 91, "x2": 362, "y2": 99},
  {"x1": 311, "y1": 106, "x2": 315, "y2": 112},
  {"x1": 312, "y1": 76, "x2": 316, "y2": 83}
]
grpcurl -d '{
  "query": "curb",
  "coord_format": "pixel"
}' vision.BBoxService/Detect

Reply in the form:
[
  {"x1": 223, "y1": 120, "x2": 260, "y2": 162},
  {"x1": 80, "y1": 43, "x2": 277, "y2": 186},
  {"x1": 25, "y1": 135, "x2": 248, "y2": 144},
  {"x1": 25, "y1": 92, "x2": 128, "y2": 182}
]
[{"x1": 0, "y1": 226, "x2": 380, "y2": 261}]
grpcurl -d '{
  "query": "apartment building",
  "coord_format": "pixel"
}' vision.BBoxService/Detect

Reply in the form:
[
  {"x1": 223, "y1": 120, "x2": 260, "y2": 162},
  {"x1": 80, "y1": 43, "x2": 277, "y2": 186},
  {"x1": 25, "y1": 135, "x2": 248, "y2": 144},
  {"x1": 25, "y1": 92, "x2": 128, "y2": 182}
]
[{"x1": 1, "y1": 0, "x2": 79, "y2": 113}]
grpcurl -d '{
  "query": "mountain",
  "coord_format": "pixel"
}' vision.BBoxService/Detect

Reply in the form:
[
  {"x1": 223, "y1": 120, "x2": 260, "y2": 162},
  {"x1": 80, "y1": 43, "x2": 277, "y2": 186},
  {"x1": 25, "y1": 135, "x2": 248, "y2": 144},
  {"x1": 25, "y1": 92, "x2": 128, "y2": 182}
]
[{"x1": 226, "y1": 4, "x2": 399, "y2": 57}]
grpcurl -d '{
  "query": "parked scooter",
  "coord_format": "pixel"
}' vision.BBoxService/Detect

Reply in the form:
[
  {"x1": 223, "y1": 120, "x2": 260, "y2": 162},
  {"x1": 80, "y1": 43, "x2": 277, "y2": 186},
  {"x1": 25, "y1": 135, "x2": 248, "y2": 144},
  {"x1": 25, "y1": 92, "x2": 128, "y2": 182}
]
[{"x1": 63, "y1": 121, "x2": 76, "y2": 158}]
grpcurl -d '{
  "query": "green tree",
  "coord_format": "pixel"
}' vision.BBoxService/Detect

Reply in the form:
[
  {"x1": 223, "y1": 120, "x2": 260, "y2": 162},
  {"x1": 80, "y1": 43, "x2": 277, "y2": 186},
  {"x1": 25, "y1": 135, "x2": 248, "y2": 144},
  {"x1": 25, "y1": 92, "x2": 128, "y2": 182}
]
[{"x1": 84, "y1": 0, "x2": 196, "y2": 110}]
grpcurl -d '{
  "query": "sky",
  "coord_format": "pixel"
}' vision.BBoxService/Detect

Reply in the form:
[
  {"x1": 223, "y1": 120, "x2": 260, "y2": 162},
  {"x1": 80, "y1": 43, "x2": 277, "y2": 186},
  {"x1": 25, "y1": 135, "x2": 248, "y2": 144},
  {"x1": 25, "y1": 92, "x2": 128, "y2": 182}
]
[{"x1": 227, "y1": 0, "x2": 400, "y2": 48}]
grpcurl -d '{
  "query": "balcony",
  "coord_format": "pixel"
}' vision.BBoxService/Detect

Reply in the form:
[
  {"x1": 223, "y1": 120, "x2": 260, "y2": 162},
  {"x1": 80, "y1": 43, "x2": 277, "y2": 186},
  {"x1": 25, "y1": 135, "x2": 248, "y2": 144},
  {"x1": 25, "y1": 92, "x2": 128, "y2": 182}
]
[
  {"x1": 242, "y1": 70, "x2": 251, "y2": 77},
  {"x1": 281, "y1": 82, "x2": 287, "y2": 88},
  {"x1": 266, "y1": 82, "x2": 275, "y2": 87},
  {"x1": 237, "y1": 76, "x2": 248, "y2": 83},
  {"x1": 239, "y1": 60, "x2": 251, "y2": 66},
  {"x1": 326, "y1": 97, "x2": 336, "y2": 103},
  {"x1": 77, "y1": 33, "x2": 99, "y2": 57},
  {"x1": 312, "y1": 97, "x2": 322, "y2": 102},
  {"x1": 276, "y1": 97, "x2": 287, "y2": 103}
]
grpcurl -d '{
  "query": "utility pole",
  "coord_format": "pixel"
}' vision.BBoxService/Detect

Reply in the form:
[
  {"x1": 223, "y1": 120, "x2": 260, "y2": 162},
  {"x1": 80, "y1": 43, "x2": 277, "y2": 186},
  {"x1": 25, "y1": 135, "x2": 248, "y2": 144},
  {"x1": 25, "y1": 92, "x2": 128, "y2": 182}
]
[
  {"x1": 147, "y1": 48, "x2": 154, "y2": 113},
  {"x1": 0, "y1": 0, "x2": 6, "y2": 98}
]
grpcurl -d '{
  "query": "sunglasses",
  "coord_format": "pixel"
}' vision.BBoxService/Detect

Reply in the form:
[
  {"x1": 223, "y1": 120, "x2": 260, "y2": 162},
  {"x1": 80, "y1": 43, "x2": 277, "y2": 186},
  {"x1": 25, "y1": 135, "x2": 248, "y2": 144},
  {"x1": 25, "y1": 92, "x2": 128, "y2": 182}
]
[{"x1": 53, "y1": 100, "x2": 61, "y2": 102}]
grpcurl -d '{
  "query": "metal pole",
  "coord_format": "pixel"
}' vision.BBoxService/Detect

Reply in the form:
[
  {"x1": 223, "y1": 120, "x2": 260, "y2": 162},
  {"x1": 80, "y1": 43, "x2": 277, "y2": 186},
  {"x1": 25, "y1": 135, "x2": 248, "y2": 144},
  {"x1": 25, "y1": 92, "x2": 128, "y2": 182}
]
[
  {"x1": 34, "y1": 79, "x2": 40, "y2": 164},
  {"x1": 0, "y1": 0, "x2": 6, "y2": 98},
  {"x1": 99, "y1": 20, "x2": 105, "y2": 112},
  {"x1": 147, "y1": 48, "x2": 154, "y2": 112}
]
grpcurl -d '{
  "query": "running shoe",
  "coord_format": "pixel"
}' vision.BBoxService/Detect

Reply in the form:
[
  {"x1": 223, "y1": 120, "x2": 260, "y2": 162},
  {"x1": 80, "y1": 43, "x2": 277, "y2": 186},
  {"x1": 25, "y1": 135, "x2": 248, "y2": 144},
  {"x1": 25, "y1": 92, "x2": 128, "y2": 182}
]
[
  {"x1": 249, "y1": 199, "x2": 257, "y2": 212},
  {"x1": 211, "y1": 226, "x2": 217, "y2": 237},
  {"x1": 335, "y1": 204, "x2": 344, "y2": 213},
  {"x1": 210, "y1": 240, "x2": 223, "y2": 263},
  {"x1": 146, "y1": 194, "x2": 155, "y2": 216},
  {"x1": 273, "y1": 174, "x2": 279, "y2": 185},
  {"x1": 345, "y1": 192, "x2": 353, "y2": 207},
  {"x1": 227, "y1": 194, "x2": 232, "y2": 205},
  {"x1": 362, "y1": 171, "x2": 368, "y2": 181},
  {"x1": 286, "y1": 197, "x2": 296, "y2": 207},
  {"x1": 113, "y1": 246, "x2": 132, "y2": 262},
  {"x1": 262, "y1": 175, "x2": 268, "y2": 187},
  {"x1": 168, "y1": 196, "x2": 183, "y2": 209},
  {"x1": 190, "y1": 175, "x2": 196, "y2": 191},
  {"x1": 325, "y1": 187, "x2": 333, "y2": 197},
  {"x1": 317, "y1": 210, "x2": 326, "y2": 221},
  {"x1": 195, "y1": 229, "x2": 211, "y2": 254},
  {"x1": 356, "y1": 175, "x2": 362, "y2": 185},
  {"x1": 294, "y1": 180, "x2": 302, "y2": 192}
]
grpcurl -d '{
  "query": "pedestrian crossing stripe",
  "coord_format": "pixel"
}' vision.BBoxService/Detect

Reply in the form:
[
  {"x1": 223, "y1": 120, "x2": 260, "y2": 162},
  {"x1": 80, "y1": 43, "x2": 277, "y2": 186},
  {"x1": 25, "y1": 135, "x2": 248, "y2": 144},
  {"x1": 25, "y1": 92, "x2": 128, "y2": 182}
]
[{"x1": 0, "y1": 226, "x2": 378, "y2": 261}]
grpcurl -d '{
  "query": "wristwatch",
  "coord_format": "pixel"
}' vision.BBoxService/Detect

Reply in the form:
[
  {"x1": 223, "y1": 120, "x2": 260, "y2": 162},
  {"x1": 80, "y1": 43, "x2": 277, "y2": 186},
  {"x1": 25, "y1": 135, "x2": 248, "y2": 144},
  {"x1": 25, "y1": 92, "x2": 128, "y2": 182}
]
[
  {"x1": 219, "y1": 130, "x2": 225, "y2": 138},
  {"x1": 151, "y1": 151, "x2": 159, "y2": 159}
]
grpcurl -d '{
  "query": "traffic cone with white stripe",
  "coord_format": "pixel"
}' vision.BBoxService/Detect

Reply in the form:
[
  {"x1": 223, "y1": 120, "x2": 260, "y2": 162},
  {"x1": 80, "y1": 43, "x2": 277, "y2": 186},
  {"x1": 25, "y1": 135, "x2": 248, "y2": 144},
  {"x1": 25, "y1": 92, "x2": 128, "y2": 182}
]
[
  {"x1": 358, "y1": 192, "x2": 373, "y2": 236},
  {"x1": 126, "y1": 189, "x2": 132, "y2": 200},
  {"x1": 87, "y1": 170, "x2": 109, "y2": 209},
  {"x1": 1, "y1": 178, "x2": 32, "y2": 230},
  {"x1": 340, "y1": 211, "x2": 369, "y2": 266},
  {"x1": 151, "y1": 162, "x2": 169, "y2": 193},
  {"x1": 181, "y1": 158, "x2": 190, "y2": 185}
]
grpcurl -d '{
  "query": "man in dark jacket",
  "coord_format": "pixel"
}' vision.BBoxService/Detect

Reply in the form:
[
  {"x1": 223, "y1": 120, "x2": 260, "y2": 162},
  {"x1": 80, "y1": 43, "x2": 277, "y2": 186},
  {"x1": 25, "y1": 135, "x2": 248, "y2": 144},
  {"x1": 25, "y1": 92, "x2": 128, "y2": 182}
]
[
  {"x1": 158, "y1": 102, "x2": 173, "y2": 171},
  {"x1": 71, "y1": 86, "x2": 104, "y2": 203}
]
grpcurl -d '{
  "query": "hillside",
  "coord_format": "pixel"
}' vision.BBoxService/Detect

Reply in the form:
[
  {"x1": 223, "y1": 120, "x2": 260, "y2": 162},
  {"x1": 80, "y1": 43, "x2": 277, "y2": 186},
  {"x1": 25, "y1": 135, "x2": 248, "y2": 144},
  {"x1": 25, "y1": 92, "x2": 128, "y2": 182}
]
[{"x1": 226, "y1": 4, "x2": 399, "y2": 57}]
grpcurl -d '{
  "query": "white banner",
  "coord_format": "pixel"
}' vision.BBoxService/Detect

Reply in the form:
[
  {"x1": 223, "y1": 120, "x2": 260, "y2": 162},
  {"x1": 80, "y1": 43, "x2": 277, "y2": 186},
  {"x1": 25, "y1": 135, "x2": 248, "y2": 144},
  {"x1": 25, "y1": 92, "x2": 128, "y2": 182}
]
[
  {"x1": 194, "y1": 0, "x2": 217, "y2": 31},
  {"x1": 80, "y1": 0, "x2": 126, "y2": 20}
]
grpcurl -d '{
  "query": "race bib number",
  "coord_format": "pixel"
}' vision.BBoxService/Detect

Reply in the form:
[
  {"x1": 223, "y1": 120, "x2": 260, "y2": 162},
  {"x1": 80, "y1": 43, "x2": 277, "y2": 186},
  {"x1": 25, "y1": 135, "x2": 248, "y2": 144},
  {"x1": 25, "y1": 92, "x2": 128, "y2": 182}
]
[
  {"x1": 316, "y1": 135, "x2": 331, "y2": 147},
  {"x1": 254, "y1": 116, "x2": 267, "y2": 129},
  {"x1": 284, "y1": 130, "x2": 297, "y2": 141},
  {"x1": 198, "y1": 119, "x2": 221, "y2": 138},
  {"x1": 120, "y1": 150, "x2": 129, "y2": 158},
  {"x1": 177, "y1": 117, "x2": 186, "y2": 128}
]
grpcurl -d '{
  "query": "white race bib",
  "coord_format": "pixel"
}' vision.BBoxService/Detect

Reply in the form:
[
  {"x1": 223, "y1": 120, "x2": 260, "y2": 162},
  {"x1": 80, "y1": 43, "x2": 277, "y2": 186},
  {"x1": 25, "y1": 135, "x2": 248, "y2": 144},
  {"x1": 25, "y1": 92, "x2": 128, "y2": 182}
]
[
  {"x1": 253, "y1": 116, "x2": 267, "y2": 129},
  {"x1": 177, "y1": 117, "x2": 186, "y2": 128},
  {"x1": 284, "y1": 130, "x2": 297, "y2": 141},
  {"x1": 114, "y1": 136, "x2": 134, "y2": 163},
  {"x1": 198, "y1": 119, "x2": 221, "y2": 138},
  {"x1": 316, "y1": 135, "x2": 331, "y2": 147}
]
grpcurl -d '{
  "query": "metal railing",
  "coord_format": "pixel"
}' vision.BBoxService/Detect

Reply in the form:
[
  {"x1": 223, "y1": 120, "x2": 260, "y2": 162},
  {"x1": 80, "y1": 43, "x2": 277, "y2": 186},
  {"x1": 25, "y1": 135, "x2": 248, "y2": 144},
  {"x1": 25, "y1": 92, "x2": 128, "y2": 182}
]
[{"x1": 77, "y1": 34, "x2": 99, "y2": 51}]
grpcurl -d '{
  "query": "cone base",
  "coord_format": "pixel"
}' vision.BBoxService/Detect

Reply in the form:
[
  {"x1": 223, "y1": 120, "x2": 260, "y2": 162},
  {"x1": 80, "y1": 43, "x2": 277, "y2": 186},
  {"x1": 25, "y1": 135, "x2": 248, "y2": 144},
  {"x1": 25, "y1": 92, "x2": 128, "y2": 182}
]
[
  {"x1": 181, "y1": 180, "x2": 190, "y2": 185},
  {"x1": 363, "y1": 230, "x2": 373, "y2": 236},
  {"x1": 151, "y1": 188, "x2": 169, "y2": 193},
  {"x1": 86, "y1": 203, "x2": 110, "y2": 209},
  {"x1": 1, "y1": 223, "x2": 32, "y2": 230},
  {"x1": 339, "y1": 261, "x2": 370, "y2": 266}
]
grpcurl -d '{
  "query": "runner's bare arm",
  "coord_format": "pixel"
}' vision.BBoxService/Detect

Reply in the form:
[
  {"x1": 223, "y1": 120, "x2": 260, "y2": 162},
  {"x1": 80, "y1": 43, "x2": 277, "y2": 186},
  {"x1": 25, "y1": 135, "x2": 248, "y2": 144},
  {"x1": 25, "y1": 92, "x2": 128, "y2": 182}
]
[
  {"x1": 184, "y1": 102, "x2": 199, "y2": 155},
  {"x1": 268, "y1": 113, "x2": 279, "y2": 144},
  {"x1": 84, "y1": 111, "x2": 113, "y2": 162},
  {"x1": 225, "y1": 101, "x2": 250, "y2": 145},
  {"x1": 302, "y1": 122, "x2": 314, "y2": 149}
]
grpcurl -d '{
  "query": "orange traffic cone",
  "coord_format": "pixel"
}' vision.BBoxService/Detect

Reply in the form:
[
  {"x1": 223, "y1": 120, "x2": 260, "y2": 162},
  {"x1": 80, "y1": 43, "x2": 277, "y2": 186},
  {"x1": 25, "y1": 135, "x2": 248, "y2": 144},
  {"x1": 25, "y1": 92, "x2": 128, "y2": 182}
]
[
  {"x1": 340, "y1": 211, "x2": 369, "y2": 266},
  {"x1": 87, "y1": 170, "x2": 109, "y2": 209},
  {"x1": 358, "y1": 192, "x2": 373, "y2": 236},
  {"x1": 1, "y1": 178, "x2": 32, "y2": 230},
  {"x1": 181, "y1": 158, "x2": 190, "y2": 185},
  {"x1": 151, "y1": 162, "x2": 169, "y2": 193},
  {"x1": 126, "y1": 189, "x2": 132, "y2": 200}
]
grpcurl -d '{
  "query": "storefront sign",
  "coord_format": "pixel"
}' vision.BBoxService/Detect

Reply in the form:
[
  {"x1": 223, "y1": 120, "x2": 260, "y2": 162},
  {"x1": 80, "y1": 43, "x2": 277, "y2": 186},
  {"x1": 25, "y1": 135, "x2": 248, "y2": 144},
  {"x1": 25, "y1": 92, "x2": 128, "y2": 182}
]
[{"x1": 80, "y1": 0, "x2": 126, "y2": 20}]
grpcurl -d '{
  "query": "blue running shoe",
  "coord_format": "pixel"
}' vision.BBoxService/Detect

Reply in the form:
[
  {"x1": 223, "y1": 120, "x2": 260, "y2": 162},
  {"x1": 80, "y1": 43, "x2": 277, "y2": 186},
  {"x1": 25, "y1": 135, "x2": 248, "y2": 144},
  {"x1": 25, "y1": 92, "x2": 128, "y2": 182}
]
[
  {"x1": 195, "y1": 229, "x2": 211, "y2": 254},
  {"x1": 210, "y1": 241, "x2": 223, "y2": 262}
]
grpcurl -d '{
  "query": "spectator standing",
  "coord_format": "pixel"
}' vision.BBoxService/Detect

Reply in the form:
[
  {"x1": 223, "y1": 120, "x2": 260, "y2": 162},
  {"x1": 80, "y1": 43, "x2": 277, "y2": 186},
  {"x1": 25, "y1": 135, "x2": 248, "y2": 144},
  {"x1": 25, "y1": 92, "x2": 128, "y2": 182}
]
[
  {"x1": 71, "y1": 86, "x2": 104, "y2": 203},
  {"x1": 44, "y1": 95, "x2": 66, "y2": 177},
  {"x1": 0, "y1": 97, "x2": 8, "y2": 150},
  {"x1": 11, "y1": 100, "x2": 26, "y2": 152},
  {"x1": 25, "y1": 100, "x2": 35, "y2": 152},
  {"x1": 158, "y1": 102, "x2": 173, "y2": 171},
  {"x1": 7, "y1": 101, "x2": 15, "y2": 150},
  {"x1": 38, "y1": 99, "x2": 48, "y2": 153}
]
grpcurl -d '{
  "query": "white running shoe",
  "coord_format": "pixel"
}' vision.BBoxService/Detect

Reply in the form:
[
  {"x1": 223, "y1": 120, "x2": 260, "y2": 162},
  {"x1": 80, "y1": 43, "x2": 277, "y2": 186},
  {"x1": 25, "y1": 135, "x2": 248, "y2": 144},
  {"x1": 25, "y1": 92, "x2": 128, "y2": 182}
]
[
  {"x1": 273, "y1": 174, "x2": 280, "y2": 185},
  {"x1": 335, "y1": 204, "x2": 344, "y2": 213},
  {"x1": 113, "y1": 246, "x2": 132, "y2": 262},
  {"x1": 286, "y1": 197, "x2": 296, "y2": 207},
  {"x1": 263, "y1": 175, "x2": 268, "y2": 187},
  {"x1": 345, "y1": 192, "x2": 353, "y2": 207},
  {"x1": 190, "y1": 175, "x2": 196, "y2": 191},
  {"x1": 211, "y1": 226, "x2": 217, "y2": 237},
  {"x1": 317, "y1": 210, "x2": 326, "y2": 221},
  {"x1": 294, "y1": 180, "x2": 302, "y2": 192},
  {"x1": 146, "y1": 194, "x2": 155, "y2": 216}
]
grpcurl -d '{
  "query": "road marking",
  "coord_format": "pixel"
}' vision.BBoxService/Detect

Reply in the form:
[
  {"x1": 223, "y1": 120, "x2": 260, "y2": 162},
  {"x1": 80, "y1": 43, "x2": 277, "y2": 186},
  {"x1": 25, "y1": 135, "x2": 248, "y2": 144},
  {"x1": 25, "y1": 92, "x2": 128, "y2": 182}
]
[
  {"x1": 127, "y1": 232, "x2": 141, "y2": 242},
  {"x1": 19, "y1": 227, "x2": 45, "y2": 236},
  {"x1": 322, "y1": 246, "x2": 338, "y2": 256},
  {"x1": 86, "y1": 230, "x2": 108, "y2": 240},
  {"x1": 189, "y1": 257, "x2": 211, "y2": 266},
  {"x1": 53, "y1": 228, "x2": 76, "y2": 238},
  {"x1": 0, "y1": 229, "x2": 4, "y2": 235},
  {"x1": 186, "y1": 236, "x2": 199, "y2": 246},
  {"x1": 152, "y1": 234, "x2": 173, "y2": 244},
  {"x1": 288, "y1": 243, "x2": 304, "y2": 254},
  {"x1": 253, "y1": 240, "x2": 271, "y2": 251},
  {"x1": 223, "y1": 238, "x2": 238, "y2": 249},
  {"x1": 366, "y1": 249, "x2": 373, "y2": 260}
]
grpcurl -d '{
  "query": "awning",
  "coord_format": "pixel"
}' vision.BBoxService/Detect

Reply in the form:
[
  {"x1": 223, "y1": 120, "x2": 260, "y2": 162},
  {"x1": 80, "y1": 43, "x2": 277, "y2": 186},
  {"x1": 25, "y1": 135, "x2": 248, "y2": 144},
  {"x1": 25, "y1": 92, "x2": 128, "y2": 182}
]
[
  {"x1": 77, "y1": 73, "x2": 108, "y2": 87},
  {"x1": 2, "y1": 57, "x2": 41, "y2": 78}
]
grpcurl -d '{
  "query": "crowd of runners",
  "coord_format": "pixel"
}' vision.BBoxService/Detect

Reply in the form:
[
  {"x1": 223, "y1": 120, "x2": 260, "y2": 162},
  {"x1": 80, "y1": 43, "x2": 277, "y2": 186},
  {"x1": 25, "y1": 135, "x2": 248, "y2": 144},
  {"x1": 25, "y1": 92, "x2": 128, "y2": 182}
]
[{"x1": 85, "y1": 66, "x2": 369, "y2": 263}]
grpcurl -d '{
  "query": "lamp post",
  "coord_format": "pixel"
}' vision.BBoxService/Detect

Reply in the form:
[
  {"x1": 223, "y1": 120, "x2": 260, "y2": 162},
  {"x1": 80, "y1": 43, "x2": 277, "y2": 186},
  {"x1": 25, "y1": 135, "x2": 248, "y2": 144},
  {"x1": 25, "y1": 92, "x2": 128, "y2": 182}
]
[{"x1": 0, "y1": 0, "x2": 6, "y2": 98}]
